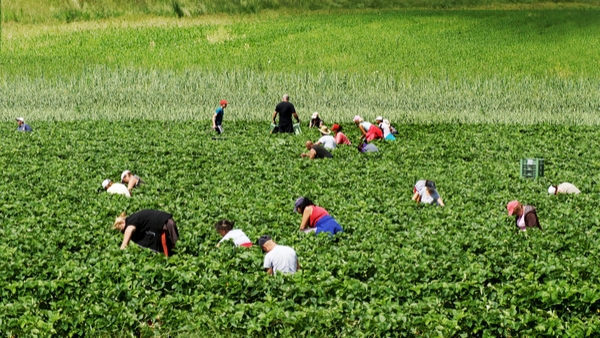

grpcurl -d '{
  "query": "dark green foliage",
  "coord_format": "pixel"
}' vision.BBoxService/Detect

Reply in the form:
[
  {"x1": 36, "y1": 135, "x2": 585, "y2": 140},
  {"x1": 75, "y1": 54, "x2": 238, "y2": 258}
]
[{"x1": 1, "y1": 121, "x2": 600, "y2": 336}]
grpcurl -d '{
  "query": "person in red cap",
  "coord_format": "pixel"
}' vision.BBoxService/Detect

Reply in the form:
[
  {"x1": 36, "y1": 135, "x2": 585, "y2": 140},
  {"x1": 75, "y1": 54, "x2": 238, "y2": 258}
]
[
  {"x1": 213, "y1": 100, "x2": 228, "y2": 134},
  {"x1": 507, "y1": 200, "x2": 541, "y2": 233},
  {"x1": 331, "y1": 124, "x2": 351, "y2": 145}
]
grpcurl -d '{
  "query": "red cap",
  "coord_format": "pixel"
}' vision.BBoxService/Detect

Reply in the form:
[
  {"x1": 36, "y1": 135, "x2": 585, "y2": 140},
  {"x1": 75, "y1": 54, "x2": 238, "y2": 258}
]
[
  {"x1": 220, "y1": 100, "x2": 228, "y2": 105},
  {"x1": 506, "y1": 200, "x2": 520, "y2": 216},
  {"x1": 331, "y1": 124, "x2": 340, "y2": 131}
]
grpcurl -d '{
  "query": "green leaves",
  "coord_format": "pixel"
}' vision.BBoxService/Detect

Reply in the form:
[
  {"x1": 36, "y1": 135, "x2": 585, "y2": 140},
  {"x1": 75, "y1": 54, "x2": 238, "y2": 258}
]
[{"x1": 2, "y1": 121, "x2": 600, "y2": 336}]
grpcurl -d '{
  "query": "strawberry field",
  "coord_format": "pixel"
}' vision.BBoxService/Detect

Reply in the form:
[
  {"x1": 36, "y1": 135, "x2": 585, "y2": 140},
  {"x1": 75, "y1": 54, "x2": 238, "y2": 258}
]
[
  {"x1": 2, "y1": 5, "x2": 600, "y2": 337},
  {"x1": 2, "y1": 121, "x2": 600, "y2": 337}
]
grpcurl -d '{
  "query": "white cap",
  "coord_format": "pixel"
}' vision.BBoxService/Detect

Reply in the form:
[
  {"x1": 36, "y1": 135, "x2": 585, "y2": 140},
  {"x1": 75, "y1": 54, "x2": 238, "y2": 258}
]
[
  {"x1": 311, "y1": 112, "x2": 319, "y2": 119},
  {"x1": 375, "y1": 116, "x2": 383, "y2": 121},
  {"x1": 121, "y1": 170, "x2": 131, "y2": 182},
  {"x1": 548, "y1": 185, "x2": 556, "y2": 195},
  {"x1": 16, "y1": 117, "x2": 24, "y2": 122},
  {"x1": 102, "y1": 179, "x2": 112, "y2": 189}
]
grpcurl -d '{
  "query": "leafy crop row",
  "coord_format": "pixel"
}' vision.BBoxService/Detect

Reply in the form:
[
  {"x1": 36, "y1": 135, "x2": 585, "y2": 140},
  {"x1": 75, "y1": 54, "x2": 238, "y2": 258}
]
[{"x1": 2, "y1": 121, "x2": 600, "y2": 336}]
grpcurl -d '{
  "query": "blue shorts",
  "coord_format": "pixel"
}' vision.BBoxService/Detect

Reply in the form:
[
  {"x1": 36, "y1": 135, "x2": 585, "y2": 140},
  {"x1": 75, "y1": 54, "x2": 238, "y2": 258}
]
[
  {"x1": 385, "y1": 134, "x2": 396, "y2": 141},
  {"x1": 315, "y1": 215, "x2": 343, "y2": 235}
]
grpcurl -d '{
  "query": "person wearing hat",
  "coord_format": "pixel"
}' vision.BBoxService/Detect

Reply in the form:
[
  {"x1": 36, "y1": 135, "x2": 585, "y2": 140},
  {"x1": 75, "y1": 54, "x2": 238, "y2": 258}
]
[
  {"x1": 16, "y1": 117, "x2": 32, "y2": 132},
  {"x1": 294, "y1": 197, "x2": 343, "y2": 235},
  {"x1": 257, "y1": 235, "x2": 299, "y2": 275},
  {"x1": 353, "y1": 116, "x2": 382, "y2": 142},
  {"x1": 331, "y1": 124, "x2": 351, "y2": 145},
  {"x1": 548, "y1": 182, "x2": 581, "y2": 195},
  {"x1": 411, "y1": 180, "x2": 444, "y2": 206},
  {"x1": 213, "y1": 100, "x2": 228, "y2": 134},
  {"x1": 301, "y1": 141, "x2": 332, "y2": 160},
  {"x1": 309, "y1": 112, "x2": 323, "y2": 129},
  {"x1": 113, "y1": 209, "x2": 179, "y2": 256},
  {"x1": 375, "y1": 117, "x2": 396, "y2": 141},
  {"x1": 100, "y1": 179, "x2": 131, "y2": 197},
  {"x1": 121, "y1": 170, "x2": 144, "y2": 192},
  {"x1": 507, "y1": 200, "x2": 542, "y2": 232},
  {"x1": 272, "y1": 94, "x2": 300, "y2": 133},
  {"x1": 314, "y1": 125, "x2": 336, "y2": 150}
]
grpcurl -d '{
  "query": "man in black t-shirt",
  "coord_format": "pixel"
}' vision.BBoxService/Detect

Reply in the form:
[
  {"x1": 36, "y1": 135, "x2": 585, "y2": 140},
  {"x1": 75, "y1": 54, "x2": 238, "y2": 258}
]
[
  {"x1": 301, "y1": 141, "x2": 333, "y2": 160},
  {"x1": 272, "y1": 94, "x2": 300, "y2": 133}
]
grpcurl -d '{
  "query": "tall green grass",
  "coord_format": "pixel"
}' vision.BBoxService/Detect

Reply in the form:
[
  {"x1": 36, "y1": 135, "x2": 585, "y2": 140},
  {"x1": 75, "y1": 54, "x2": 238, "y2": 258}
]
[
  {"x1": 2, "y1": 69, "x2": 599, "y2": 124},
  {"x1": 2, "y1": 10, "x2": 599, "y2": 123},
  {"x1": 3, "y1": 0, "x2": 598, "y2": 24}
]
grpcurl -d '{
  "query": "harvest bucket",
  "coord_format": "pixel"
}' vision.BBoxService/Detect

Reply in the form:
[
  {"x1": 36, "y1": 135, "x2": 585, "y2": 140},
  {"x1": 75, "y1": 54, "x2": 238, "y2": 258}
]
[{"x1": 293, "y1": 123, "x2": 302, "y2": 135}]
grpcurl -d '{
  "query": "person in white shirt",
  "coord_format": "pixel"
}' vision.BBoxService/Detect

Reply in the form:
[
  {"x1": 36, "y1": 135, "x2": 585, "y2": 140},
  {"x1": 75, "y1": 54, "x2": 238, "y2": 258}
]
[
  {"x1": 257, "y1": 235, "x2": 299, "y2": 275},
  {"x1": 412, "y1": 180, "x2": 444, "y2": 206},
  {"x1": 101, "y1": 179, "x2": 131, "y2": 197},
  {"x1": 548, "y1": 182, "x2": 581, "y2": 195},
  {"x1": 214, "y1": 219, "x2": 252, "y2": 248},
  {"x1": 315, "y1": 125, "x2": 336, "y2": 150}
]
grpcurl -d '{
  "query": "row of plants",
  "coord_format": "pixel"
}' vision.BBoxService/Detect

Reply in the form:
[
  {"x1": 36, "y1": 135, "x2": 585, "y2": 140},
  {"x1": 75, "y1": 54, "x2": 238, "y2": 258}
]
[{"x1": 2, "y1": 121, "x2": 600, "y2": 336}]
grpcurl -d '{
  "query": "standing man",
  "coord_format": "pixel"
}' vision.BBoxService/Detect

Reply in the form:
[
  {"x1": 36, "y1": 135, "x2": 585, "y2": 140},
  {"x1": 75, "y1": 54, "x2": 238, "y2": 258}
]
[
  {"x1": 301, "y1": 141, "x2": 333, "y2": 160},
  {"x1": 272, "y1": 94, "x2": 300, "y2": 133},
  {"x1": 257, "y1": 235, "x2": 299, "y2": 275},
  {"x1": 16, "y1": 117, "x2": 32, "y2": 132},
  {"x1": 213, "y1": 100, "x2": 227, "y2": 134}
]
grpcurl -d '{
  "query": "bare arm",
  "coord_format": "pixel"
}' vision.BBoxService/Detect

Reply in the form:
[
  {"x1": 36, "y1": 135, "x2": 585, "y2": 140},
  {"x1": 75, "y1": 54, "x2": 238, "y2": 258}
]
[
  {"x1": 299, "y1": 206, "x2": 313, "y2": 230},
  {"x1": 411, "y1": 191, "x2": 421, "y2": 202},
  {"x1": 272, "y1": 111, "x2": 278, "y2": 123},
  {"x1": 292, "y1": 112, "x2": 300, "y2": 123},
  {"x1": 267, "y1": 268, "x2": 274, "y2": 275},
  {"x1": 296, "y1": 261, "x2": 301, "y2": 271},
  {"x1": 212, "y1": 113, "x2": 217, "y2": 128},
  {"x1": 358, "y1": 125, "x2": 367, "y2": 139},
  {"x1": 437, "y1": 197, "x2": 445, "y2": 207},
  {"x1": 308, "y1": 149, "x2": 317, "y2": 160},
  {"x1": 120, "y1": 225, "x2": 136, "y2": 249},
  {"x1": 127, "y1": 177, "x2": 138, "y2": 191}
]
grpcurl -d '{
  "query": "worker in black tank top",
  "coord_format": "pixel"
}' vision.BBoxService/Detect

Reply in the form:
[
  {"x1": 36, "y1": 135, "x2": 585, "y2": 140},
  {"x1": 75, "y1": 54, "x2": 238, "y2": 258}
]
[{"x1": 301, "y1": 141, "x2": 333, "y2": 160}]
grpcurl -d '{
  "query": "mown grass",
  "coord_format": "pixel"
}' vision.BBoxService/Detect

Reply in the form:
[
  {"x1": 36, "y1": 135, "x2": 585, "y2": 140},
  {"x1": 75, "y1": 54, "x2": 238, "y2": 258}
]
[{"x1": 2, "y1": 9, "x2": 599, "y2": 123}]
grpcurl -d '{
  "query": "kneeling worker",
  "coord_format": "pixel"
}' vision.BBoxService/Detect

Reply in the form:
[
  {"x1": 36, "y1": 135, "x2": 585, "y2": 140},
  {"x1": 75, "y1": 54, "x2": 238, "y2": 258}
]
[
  {"x1": 301, "y1": 141, "x2": 332, "y2": 160},
  {"x1": 257, "y1": 235, "x2": 299, "y2": 275}
]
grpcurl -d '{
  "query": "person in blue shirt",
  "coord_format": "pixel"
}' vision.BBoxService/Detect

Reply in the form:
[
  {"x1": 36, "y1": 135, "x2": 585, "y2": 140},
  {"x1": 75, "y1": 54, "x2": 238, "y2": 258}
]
[
  {"x1": 16, "y1": 117, "x2": 32, "y2": 132},
  {"x1": 213, "y1": 100, "x2": 227, "y2": 134}
]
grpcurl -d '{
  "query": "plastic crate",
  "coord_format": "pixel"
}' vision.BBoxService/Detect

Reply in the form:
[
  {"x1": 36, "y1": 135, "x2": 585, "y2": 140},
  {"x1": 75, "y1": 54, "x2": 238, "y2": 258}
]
[
  {"x1": 520, "y1": 158, "x2": 544, "y2": 179},
  {"x1": 293, "y1": 123, "x2": 302, "y2": 135},
  {"x1": 269, "y1": 123, "x2": 302, "y2": 134}
]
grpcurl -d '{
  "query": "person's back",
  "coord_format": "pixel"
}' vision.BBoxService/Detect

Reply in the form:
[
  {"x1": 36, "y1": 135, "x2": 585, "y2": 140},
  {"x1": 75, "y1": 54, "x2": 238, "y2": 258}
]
[
  {"x1": 360, "y1": 143, "x2": 378, "y2": 153},
  {"x1": 265, "y1": 245, "x2": 298, "y2": 274},
  {"x1": 558, "y1": 182, "x2": 580, "y2": 194},
  {"x1": 107, "y1": 183, "x2": 131, "y2": 197},
  {"x1": 334, "y1": 132, "x2": 351, "y2": 145},
  {"x1": 219, "y1": 229, "x2": 252, "y2": 247},
  {"x1": 318, "y1": 135, "x2": 336, "y2": 150},
  {"x1": 312, "y1": 144, "x2": 333, "y2": 158},
  {"x1": 275, "y1": 101, "x2": 295, "y2": 132},
  {"x1": 419, "y1": 187, "x2": 440, "y2": 205}
]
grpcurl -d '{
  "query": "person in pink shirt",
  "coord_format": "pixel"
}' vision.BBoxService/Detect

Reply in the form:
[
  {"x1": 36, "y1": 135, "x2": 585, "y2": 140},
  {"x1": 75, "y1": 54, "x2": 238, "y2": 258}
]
[
  {"x1": 331, "y1": 124, "x2": 351, "y2": 145},
  {"x1": 294, "y1": 197, "x2": 343, "y2": 235}
]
